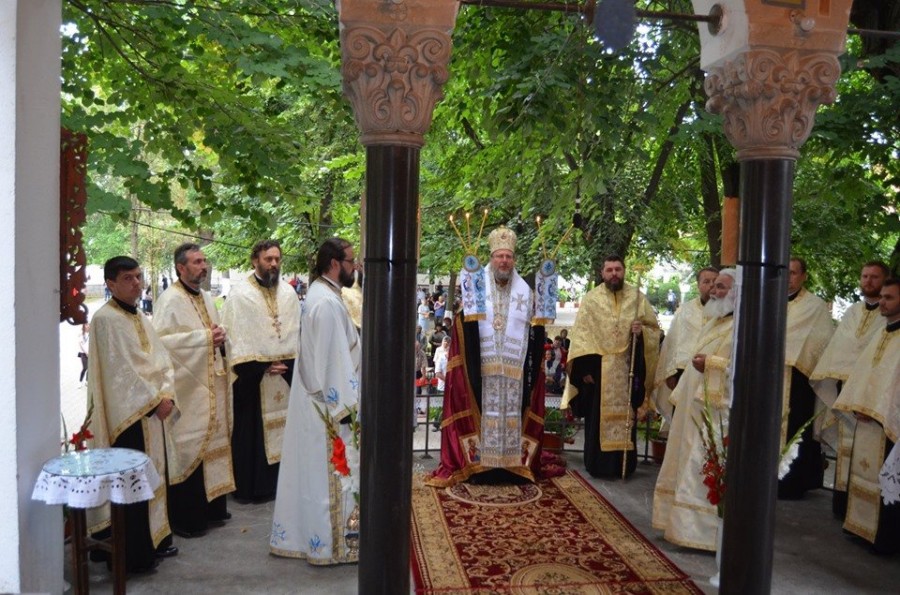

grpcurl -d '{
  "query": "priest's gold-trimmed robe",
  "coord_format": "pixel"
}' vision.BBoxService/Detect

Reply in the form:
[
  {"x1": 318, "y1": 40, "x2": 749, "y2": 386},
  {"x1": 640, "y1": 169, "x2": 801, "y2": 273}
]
[
  {"x1": 811, "y1": 300, "x2": 882, "y2": 514},
  {"x1": 832, "y1": 320, "x2": 900, "y2": 554},
  {"x1": 779, "y1": 288, "x2": 835, "y2": 499},
  {"x1": 652, "y1": 297, "x2": 707, "y2": 425},
  {"x1": 153, "y1": 281, "x2": 235, "y2": 531},
  {"x1": 221, "y1": 275, "x2": 300, "y2": 501},
  {"x1": 270, "y1": 276, "x2": 361, "y2": 564},
  {"x1": 87, "y1": 298, "x2": 176, "y2": 570},
  {"x1": 562, "y1": 284, "x2": 661, "y2": 478},
  {"x1": 652, "y1": 314, "x2": 734, "y2": 551}
]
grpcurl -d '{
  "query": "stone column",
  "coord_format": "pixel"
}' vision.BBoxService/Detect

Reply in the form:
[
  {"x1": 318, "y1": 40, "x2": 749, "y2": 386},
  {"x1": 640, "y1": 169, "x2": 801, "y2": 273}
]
[
  {"x1": 690, "y1": 2, "x2": 852, "y2": 593},
  {"x1": 338, "y1": 2, "x2": 459, "y2": 593},
  {"x1": 0, "y1": 1, "x2": 64, "y2": 592}
]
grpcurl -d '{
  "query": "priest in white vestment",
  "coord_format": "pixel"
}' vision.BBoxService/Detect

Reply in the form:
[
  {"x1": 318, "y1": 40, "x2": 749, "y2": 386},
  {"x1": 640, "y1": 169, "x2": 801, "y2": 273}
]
[
  {"x1": 271, "y1": 238, "x2": 361, "y2": 565},
  {"x1": 221, "y1": 239, "x2": 300, "y2": 502},
  {"x1": 832, "y1": 278, "x2": 900, "y2": 554},
  {"x1": 810, "y1": 261, "x2": 888, "y2": 516},
  {"x1": 651, "y1": 267, "x2": 718, "y2": 425},
  {"x1": 154, "y1": 243, "x2": 235, "y2": 537},
  {"x1": 87, "y1": 256, "x2": 178, "y2": 572},
  {"x1": 652, "y1": 269, "x2": 737, "y2": 551},
  {"x1": 778, "y1": 257, "x2": 835, "y2": 499}
]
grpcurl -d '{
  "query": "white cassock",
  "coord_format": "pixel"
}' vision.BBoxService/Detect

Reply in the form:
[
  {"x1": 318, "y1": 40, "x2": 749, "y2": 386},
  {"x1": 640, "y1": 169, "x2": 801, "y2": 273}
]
[
  {"x1": 153, "y1": 282, "x2": 235, "y2": 497},
  {"x1": 270, "y1": 276, "x2": 361, "y2": 564},
  {"x1": 652, "y1": 297, "x2": 707, "y2": 425},
  {"x1": 652, "y1": 314, "x2": 734, "y2": 551},
  {"x1": 810, "y1": 300, "x2": 882, "y2": 493},
  {"x1": 86, "y1": 299, "x2": 177, "y2": 545}
]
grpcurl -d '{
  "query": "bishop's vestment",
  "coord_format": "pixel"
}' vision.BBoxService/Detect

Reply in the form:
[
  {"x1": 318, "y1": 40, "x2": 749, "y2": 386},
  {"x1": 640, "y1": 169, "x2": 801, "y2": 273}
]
[{"x1": 426, "y1": 267, "x2": 546, "y2": 487}]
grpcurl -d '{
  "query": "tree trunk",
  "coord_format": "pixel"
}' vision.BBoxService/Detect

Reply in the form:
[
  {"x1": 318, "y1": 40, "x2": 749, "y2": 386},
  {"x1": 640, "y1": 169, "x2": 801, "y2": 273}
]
[{"x1": 699, "y1": 132, "x2": 722, "y2": 268}]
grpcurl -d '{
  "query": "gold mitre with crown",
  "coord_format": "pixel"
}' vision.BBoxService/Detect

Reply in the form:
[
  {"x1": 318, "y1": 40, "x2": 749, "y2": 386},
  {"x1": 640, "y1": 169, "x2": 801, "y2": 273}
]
[{"x1": 488, "y1": 226, "x2": 516, "y2": 255}]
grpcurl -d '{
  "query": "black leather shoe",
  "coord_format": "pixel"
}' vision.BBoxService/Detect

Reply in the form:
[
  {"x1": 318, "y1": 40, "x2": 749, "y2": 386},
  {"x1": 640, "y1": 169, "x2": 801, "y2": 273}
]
[
  {"x1": 209, "y1": 512, "x2": 232, "y2": 527},
  {"x1": 155, "y1": 545, "x2": 180, "y2": 558}
]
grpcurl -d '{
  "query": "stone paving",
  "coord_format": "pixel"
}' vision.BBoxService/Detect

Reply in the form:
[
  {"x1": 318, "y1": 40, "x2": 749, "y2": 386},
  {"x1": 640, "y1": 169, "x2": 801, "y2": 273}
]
[{"x1": 56, "y1": 302, "x2": 899, "y2": 593}]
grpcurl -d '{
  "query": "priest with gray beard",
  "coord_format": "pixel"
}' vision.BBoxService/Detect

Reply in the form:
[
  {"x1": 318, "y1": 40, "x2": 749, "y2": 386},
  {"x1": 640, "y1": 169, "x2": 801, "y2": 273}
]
[{"x1": 652, "y1": 269, "x2": 738, "y2": 551}]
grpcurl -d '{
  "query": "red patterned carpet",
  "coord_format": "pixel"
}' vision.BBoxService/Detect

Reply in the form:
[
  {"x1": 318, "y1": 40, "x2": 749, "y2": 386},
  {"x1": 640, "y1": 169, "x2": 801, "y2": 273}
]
[{"x1": 411, "y1": 470, "x2": 702, "y2": 594}]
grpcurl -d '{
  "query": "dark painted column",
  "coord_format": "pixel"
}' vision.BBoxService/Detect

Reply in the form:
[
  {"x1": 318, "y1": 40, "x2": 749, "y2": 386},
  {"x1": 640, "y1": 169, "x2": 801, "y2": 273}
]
[
  {"x1": 720, "y1": 159, "x2": 794, "y2": 594},
  {"x1": 358, "y1": 145, "x2": 419, "y2": 594}
]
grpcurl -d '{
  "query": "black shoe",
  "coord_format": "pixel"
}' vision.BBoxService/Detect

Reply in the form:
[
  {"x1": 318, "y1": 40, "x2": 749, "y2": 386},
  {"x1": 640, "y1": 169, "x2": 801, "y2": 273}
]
[
  {"x1": 209, "y1": 512, "x2": 232, "y2": 527},
  {"x1": 131, "y1": 559, "x2": 160, "y2": 574},
  {"x1": 173, "y1": 527, "x2": 206, "y2": 539},
  {"x1": 156, "y1": 545, "x2": 180, "y2": 558}
]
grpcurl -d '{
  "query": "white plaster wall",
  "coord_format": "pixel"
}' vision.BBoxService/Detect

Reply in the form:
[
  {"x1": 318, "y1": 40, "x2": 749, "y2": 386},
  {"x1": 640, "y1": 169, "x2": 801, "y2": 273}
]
[{"x1": 0, "y1": 1, "x2": 64, "y2": 592}]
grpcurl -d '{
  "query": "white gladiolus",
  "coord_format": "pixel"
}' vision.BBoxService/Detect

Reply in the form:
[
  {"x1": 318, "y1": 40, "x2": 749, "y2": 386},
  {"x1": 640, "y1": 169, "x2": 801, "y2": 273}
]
[{"x1": 778, "y1": 441, "x2": 800, "y2": 480}]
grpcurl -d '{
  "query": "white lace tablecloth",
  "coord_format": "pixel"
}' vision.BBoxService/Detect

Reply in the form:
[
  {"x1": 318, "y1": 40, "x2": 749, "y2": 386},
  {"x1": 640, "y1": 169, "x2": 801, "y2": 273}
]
[
  {"x1": 32, "y1": 448, "x2": 160, "y2": 509},
  {"x1": 880, "y1": 442, "x2": 900, "y2": 505}
]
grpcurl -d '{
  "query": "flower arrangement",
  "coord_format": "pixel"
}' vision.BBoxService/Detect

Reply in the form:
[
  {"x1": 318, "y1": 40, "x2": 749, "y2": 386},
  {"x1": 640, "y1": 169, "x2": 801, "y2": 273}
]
[
  {"x1": 694, "y1": 398, "x2": 727, "y2": 517},
  {"x1": 314, "y1": 403, "x2": 360, "y2": 503},
  {"x1": 61, "y1": 398, "x2": 94, "y2": 453},
  {"x1": 695, "y1": 397, "x2": 824, "y2": 517}
]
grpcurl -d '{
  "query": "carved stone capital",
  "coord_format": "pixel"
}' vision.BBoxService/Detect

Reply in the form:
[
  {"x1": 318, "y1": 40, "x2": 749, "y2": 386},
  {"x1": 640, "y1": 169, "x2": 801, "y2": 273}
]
[
  {"x1": 339, "y1": 2, "x2": 458, "y2": 148},
  {"x1": 704, "y1": 49, "x2": 841, "y2": 161}
]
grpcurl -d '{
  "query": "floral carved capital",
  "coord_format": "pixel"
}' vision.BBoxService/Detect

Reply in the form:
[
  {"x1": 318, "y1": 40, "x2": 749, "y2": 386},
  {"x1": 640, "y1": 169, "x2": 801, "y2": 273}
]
[
  {"x1": 705, "y1": 49, "x2": 841, "y2": 161},
  {"x1": 341, "y1": 25, "x2": 452, "y2": 148}
]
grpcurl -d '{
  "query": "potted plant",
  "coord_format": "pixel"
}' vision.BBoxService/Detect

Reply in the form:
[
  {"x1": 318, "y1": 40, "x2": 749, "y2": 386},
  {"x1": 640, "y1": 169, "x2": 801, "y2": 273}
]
[
  {"x1": 543, "y1": 408, "x2": 577, "y2": 451},
  {"x1": 557, "y1": 288, "x2": 570, "y2": 308},
  {"x1": 637, "y1": 412, "x2": 667, "y2": 464},
  {"x1": 428, "y1": 406, "x2": 443, "y2": 432}
]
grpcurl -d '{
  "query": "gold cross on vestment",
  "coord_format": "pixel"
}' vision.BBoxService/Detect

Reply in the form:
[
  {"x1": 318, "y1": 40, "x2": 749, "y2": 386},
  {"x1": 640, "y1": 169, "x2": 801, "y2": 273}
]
[
  {"x1": 272, "y1": 315, "x2": 282, "y2": 339},
  {"x1": 274, "y1": 390, "x2": 285, "y2": 403},
  {"x1": 513, "y1": 292, "x2": 527, "y2": 312}
]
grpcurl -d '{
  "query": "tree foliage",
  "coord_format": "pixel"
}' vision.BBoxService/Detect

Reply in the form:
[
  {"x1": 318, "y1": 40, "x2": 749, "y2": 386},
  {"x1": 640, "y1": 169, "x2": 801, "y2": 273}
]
[{"x1": 64, "y1": 0, "x2": 898, "y2": 298}]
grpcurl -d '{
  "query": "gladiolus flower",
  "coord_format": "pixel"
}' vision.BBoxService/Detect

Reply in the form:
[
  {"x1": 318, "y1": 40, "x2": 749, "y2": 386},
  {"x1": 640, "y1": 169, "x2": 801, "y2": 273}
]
[{"x1": 331, "y1": 436, "x2": 350, "y2": 476}]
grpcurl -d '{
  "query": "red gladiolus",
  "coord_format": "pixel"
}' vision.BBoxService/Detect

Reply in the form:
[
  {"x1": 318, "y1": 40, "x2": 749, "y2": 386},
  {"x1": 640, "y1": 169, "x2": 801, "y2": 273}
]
[
  {"x1": 70, "y1": 427, "x2": 94, "y2": 451},
  {"x1": 331, "y1": 436, "x2": 350, "y2": 476}
]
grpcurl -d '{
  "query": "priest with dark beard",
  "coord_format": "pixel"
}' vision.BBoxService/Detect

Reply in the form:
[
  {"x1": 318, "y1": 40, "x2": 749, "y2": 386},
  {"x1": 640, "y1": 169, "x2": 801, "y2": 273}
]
[
  {"x1": 561, "y1": 255, "x2": 661, "y2": 479},
  {"x1": 220, "y1": 239, "x2": 300, "y2": 503}
]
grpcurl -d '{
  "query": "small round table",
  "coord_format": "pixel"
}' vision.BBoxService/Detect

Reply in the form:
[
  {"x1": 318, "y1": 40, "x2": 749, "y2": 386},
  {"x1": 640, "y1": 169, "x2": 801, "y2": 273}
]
[{"x1": 32, "y1": 448, "x2": 161, "y2": 595}]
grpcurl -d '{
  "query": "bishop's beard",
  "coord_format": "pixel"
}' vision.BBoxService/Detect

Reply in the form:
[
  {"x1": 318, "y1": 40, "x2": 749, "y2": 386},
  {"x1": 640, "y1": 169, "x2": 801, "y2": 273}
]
[{"x1": 704, "y1": 292, "x2": 736, "y2": 319}]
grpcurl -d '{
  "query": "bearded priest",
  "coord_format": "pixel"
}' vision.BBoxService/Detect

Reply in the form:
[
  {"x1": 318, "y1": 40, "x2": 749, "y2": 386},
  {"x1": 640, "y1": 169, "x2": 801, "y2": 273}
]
[
  {"x1": 153, "y1": 243, "x2": 235, "y2": 538},
  {"x1": 652, "y1": 269, "x2": 737, "y2": 551},
  {"x1": 426, "y1": 226, "x2": 547, "y2": 487},
  {"x1": 832, "y1": 277, "x2": 900, "y2": 555},
  {"x1": 221, "y1": 239, "x2": 300, "y2": 503},
  {"x1": 561, "y1": 255, "x2": 661, "y2": 479}
]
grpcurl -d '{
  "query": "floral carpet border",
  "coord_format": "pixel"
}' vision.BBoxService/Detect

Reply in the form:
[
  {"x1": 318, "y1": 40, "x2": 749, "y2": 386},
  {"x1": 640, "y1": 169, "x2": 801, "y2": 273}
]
[{"x1": 410, "y1": 469, "x2": 702, "y2": 594}]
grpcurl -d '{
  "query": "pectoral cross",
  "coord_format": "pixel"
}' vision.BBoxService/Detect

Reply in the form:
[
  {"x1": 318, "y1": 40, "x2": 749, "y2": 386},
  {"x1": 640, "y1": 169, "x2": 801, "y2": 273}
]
[{"x1": 272, "y1": 315, "x2": 282, "y2": 339}]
